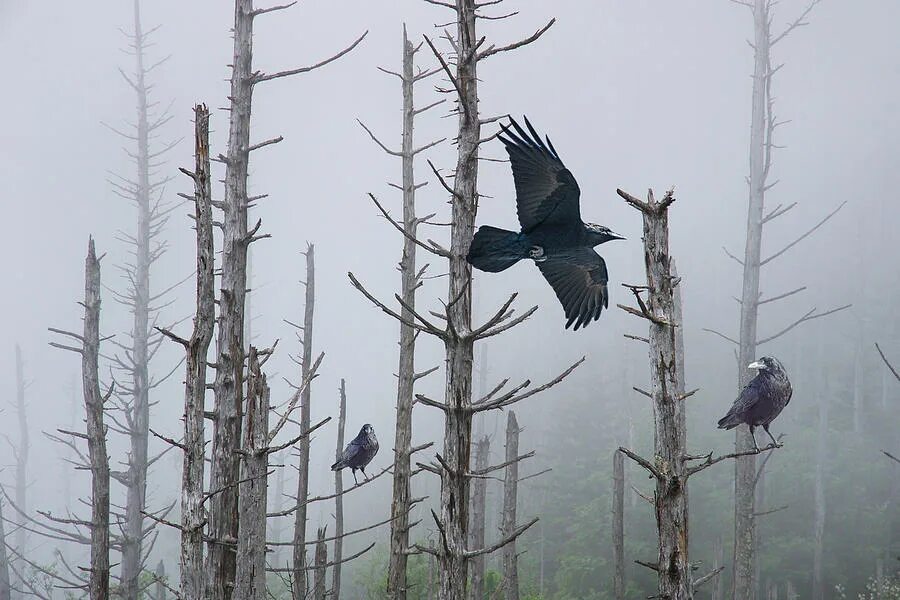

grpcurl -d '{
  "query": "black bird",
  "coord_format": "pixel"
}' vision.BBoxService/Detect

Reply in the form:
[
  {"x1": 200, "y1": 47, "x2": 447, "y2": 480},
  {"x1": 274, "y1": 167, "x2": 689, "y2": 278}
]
[
  {"x1": 466, "y1": 117, "x2": 624, "y2": 330},
  {"x1": 717, "y1": 357, "x2": 792, "y2": 450},
  {"x1": 331, "y1": 424, "x2": 379, "y2": 485}
]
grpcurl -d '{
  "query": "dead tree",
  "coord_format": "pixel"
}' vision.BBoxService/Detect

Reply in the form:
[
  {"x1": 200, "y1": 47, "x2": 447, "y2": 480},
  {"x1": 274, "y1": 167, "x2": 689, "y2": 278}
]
[
  {"x1": 313, "y1": 527, "x2": 327, "y2": 600},
  {"x1": 48, "y1": 239, "x2": 111, "y2": 600},
  {"x1": 154, "y1": 561, "x2": 166, "y2": 600},
  {"x1": 205, "y1": 3, "x2": 365, "y2": 599},
  {"x1": 157, "y1": 104, "x2": 215, "y2": 600},
  {"x1": 710, "y1": 2, "x2": 846, "y2": 596},
  {"x1": 469, "y1": 437, "x2": 489, "y2": 600},
  {"x1": 103, "y1": 3, "x2": 181, "y2": 595},
  {"x1": 349, "y1": 3, "x2": 561, "y2": 598},
  {"x1": 12, "y1": 344, "x2": 28, "y2": 594},
  {"x1": 613, "y1": 449, "x2": 625, "y2": 600},
  {"x1": 500, "y1": 412, "x2": 521, "y2": 600},
  {"x1": 617, "y1": 188, "x2": 772, "y2": 600},
  {"x1": 292, "y1": 244, "x2": 316, "y2": 600},
  {"x1": 333, "y1": 379, "x2": 347, "y2": 600},
  {"x1": 812, "y1": 370, "x2": 828, "y2": 600},
  {"x1": 356, "y1": 24, "x2": 444, "y2": 600},
  {"x1": 234, "y1": 348, "x2": 270, "y2": 600}
]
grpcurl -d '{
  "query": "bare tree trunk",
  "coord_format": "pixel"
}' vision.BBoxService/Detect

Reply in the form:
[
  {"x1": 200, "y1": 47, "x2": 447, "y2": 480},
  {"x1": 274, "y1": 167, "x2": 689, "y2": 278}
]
[
  {"x1": 208, "y1": 2, "x2": 254, "y2": 597},
  {"x1": 812, "y1": 389, "x2": 827, "y2": 600},
  {"x1": 613, "y1": 449, "x2": 625, "y2": 600},
  {"x1": 292, "y1": 244, "x2": 316, "y2": 600},
  {"x1": 234, "y1": 348, "x2": 270, "y2": 600},
  {"x1": 501, "y1": 412, "x2": 520, "y2": 600},
  {"x1": 83, "y1": 238, "x2": 111, "y2": 600},
  {"x1": 785, "y1": 580, "x2": 796, "y2": 600},
  {"x1": 172, "y1": 103, "x2": 215, "y2": 600},
  {"x1": 388, "y1": 25, "x2": 424, "y2": 600},
  {"x1": 333, "y1": 379, "x2": 347, "y2": 600},
  {"x1": 313, "y1": 528, "x2": 327, "y2": 600},
  {"x1": 618, "y1": 189, "x2": 691, "y2": 600},
  {"x1": 13, "y1": 345, "x2": 28, "y2": 597},
  {"x1": 853, "y1": 340, "x2": 863, "y2": 433},
  {"x1": 0, "y1": 497, "x2": 11, "y2": 600},
  {"x1": 155, "y1": 560, "x2": 166, "y2": 600},
  {"x1": 269, "y1": 450, "x2": 286, "y2": 566},
  {"x1": 469, "y1": 437, "x2": 489, "y2": 600},
  {"x1": 713, "y1": 536, "x2": 724, "y2": 600},
  {"x1": 428, "y1": 541, "x2": 435, "y2": 600}
]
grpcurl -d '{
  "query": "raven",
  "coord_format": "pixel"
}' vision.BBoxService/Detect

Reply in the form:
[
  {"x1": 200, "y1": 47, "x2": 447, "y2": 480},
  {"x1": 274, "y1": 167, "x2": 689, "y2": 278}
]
[
  {"x1": 331, "y1": 424, "x2": 379, "y2": 485},
  {"x1": 717, "y1": 356, "x2": 792, "y2": 450},
  {"x1": 466, "y1": 116, "x2": 624, "y2": 330}
]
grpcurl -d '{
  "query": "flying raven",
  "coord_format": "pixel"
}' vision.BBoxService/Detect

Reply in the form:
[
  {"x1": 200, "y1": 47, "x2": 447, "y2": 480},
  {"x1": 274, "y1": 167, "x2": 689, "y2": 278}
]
[
  {"x1": 466, "y1": 117, "x2": 624, "y2": 330},
  {"x1": 331, "y1": 424, "x2": 379, "y2": 485},
  {"x1": 717, "y1": 356, "x2": 792, "y2": 450}
]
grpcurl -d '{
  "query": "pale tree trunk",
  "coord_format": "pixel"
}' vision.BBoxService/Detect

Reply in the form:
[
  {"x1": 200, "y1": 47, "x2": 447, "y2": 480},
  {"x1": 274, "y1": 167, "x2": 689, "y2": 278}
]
[
  {"x1": 154, "y1": 561, "x2": 166, "y2": 600},
  {"x1": 234, "y1": 348, "x2": 270, "y2": 600},
  {"x1": 292, "y1": 245, "x2": 316, "y2": 600},
  {"x1": 618, "y1": 189, "x2": 691, "y2": 600},
  {"x1": 0, "y1": 497, "x2": 11, "y2": 600},
  {"x1": 469, "y1": 437, "x2": 489, "y2": 600},
  {"x1": 119, "y1": 2, "x2": 153, "y2": 596},
  {"x1": 853, "y1": 340, "x2": 863, "y2": 433},
  {"x1": 84, "y1": 238, "x2": 111, "y2": 600},
  {"x1": 501, "y1": 412, "x2": 520, "y2": 600},
  {"x1": 713, "y1": 536, "x2": 724, "y2": 600},
  {"x1": 269, "y1": 450, "x2": 286, "y2": 566},
  {"x1": 388, "y1": 25, "x2": 426, "y2": 600},
  {"x1": 208, "y1": 2, "x2": 254, "y2": 597},
  {"x1": 812, "y1": 378, "x2": 827, "y2": 600},
  {"x1": 313, "y1": 528, "x2": 327, "y2": 600},
  {"x1": 170, "y1": 103, "x2": 215, "y2": 600},
  {"x1": 13, "y1": 344, "x2": 28, "y2": 597},
  {"x1": 613, "y1": 449, "x2": 625, "y2": 600},
  {"x1": 785, "y1": 580, "x2": 796, "y2": 600},
  {"x1": 333, "y1": 379, "x2": 347, "y2": 600}
]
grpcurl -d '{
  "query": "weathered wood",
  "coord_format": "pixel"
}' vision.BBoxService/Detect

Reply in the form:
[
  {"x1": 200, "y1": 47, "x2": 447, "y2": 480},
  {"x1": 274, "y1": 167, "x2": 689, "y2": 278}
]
[
  {"x1": 501, "y1": 412, "x2": 520, "y2": 600},
  {"x1": 179, "y1": 103, "x2": 215, "y2": 600},
  {"x1": 613, "y1": 449, "x2": 625, "y2": 600},
  {"x1": 388, "y1": 25, "x2": 424, "y2": 600},
  {"x1": 313, "y1": 528, "x2": 327, "y2": 600},
  {"x1": 207, "y1": 1, "x2": 254, "y2": 597},
  {"x1": 154, "y1": 561, "x2": 166, "y2": 600},
  {"x1": 234, "y1": 348, "x2": 270, "y2": 600},
  {"x1": 469, "y1": 437, "x2": 489, "y2": 600},
  {"x1": 333, "y1": 379, "x2": 347, "y2": 600},
  {"x1": 292, "y1": 245, "x2": 317, "y2": 600},
  {"x1": 84, "y1": 238, "x2": 111, "y2": 600},
  {"x1": 812, "y1": 357, "x2": 827, "y2": 600}
]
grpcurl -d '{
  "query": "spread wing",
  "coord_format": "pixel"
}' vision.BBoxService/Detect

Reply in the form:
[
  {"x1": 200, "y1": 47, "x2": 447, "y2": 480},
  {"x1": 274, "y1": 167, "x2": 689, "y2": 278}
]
[
  {"x1": 499, "y1": 117, "x2": 581, "y2": 233},
  {"x1": 536, "y1": 247, "x2": 609, "y2": 330}
]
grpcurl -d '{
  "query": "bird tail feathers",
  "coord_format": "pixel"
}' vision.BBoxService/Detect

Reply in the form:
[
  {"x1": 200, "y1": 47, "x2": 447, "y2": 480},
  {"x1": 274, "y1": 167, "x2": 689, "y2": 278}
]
[
  {"x1": 330, "y1": 460, "x2": 344, "y2": 471},
  {"x1": 467, "y1": 226, "x2": 527, "y2": 273},
  {"x1": 716, "y1": 411, "x2": 741, "y2": 430}
]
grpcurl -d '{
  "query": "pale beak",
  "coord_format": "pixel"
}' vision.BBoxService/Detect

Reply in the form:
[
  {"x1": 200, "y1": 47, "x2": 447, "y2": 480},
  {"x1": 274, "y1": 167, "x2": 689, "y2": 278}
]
[
  {"x1": 748, "y1": 361, "x2": 763, "y2": 370},
  {"x1": 609, "y1": 230, "x2": 626, "y2": 241}
]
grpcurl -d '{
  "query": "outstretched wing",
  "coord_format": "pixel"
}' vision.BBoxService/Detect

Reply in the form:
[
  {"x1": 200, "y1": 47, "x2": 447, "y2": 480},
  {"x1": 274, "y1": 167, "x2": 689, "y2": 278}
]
[
  {"x1": 536, "y1": 247, "x2": 609, "y2": 330},
  {"x1": 499, "y1": 117, "x2": 581, "y2": 233}
]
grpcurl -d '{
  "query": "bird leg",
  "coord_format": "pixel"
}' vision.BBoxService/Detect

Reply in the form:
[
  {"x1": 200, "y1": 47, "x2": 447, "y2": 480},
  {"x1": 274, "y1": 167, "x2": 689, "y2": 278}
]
[
  {"x1": 749, "y1": 425, "x2": 760, "y2": 452},
  {"x1": 762, "y1": 425, "x2": 779, "y2": 447},
  {"x1": 351, "y1": 469, "x2": 359, "y2": 485},
  {"x1": 362, "y1": 467, "x2": 370, "y2": 481}
]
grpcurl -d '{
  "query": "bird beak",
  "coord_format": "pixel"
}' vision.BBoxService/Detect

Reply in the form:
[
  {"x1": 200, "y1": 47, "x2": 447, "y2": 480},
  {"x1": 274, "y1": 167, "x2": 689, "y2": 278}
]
[
  {"x1": 748, "y1": 361, "x2": 763, "y2": 370},
  {"x1": 609, "y1": 231, "x2": 626, "y2": 241}
]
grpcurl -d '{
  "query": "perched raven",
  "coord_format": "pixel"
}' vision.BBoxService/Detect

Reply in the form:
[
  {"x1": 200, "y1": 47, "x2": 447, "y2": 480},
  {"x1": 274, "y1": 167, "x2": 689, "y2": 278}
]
[
  {"x1": 717, "y1": 357, "x2": 792, "y2": 450},
  {"x1": 466, "y1": 117, "x2": 624, "y2": 330},
  {"x1": 331, "y1": 424, "x2": 379, "y2": 485}
]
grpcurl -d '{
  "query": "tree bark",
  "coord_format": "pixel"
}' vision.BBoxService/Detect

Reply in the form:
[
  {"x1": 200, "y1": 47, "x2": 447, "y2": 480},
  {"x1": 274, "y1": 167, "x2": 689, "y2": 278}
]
[
  {"x1": 177, "y1": 103, "x2": 215, "y2": 600},
  {"x1": 501, "y1": 412, "x2": 520, "y2": 600},
  {"x1": 388, "y1": 25, "x2": 422, "y2": 600},
  {"x1": 83, "y1": 238, "x2": 111, "y2": 600},
  {"x1": 812, "y1": 379, "x2": 827, "y2": 600},
  {"x1": 713, "y1": 535, "x2": 724, "y2": 600},
  {"x1": 234, "y1": 348, "x2": 270, "y2": 600},
  {"x1": 469, "y1": 437, "x2": 489, "y2": 600},
  {"x1": 292, "y1": 244, "x2": 316, "y2": 600},
  {"x1": 154, "y1": 560, "x2": 166, "y2": 600},
  {"x1": 613, "y1": 449, "x2": 625, "y2": 600},
  {"x1": 208, "y1": 2, "x2": 254, "y2": 597},
  {"x1": 333, "y1": 379, "x2": 347, "y2": 600},
  {"x1": 0, "y1": 497, "x2": 11, "y2": 600},
  {"x1": 13, "y1": 344, "x2": 28, "y2": 598},
  {"x1": 313, "y1": 528, "x2": 327, "y2": 600}
]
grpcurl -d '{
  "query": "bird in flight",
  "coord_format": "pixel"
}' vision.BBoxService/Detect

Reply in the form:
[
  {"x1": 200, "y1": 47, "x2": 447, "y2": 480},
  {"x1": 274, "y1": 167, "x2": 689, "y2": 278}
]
[
  {"x1": 717, "y1": 356, "x2": 792, "y2": 450},
  {"x1": 331, "y1": 424, "x2": 379, "y2": 485},
  {"x1": 466, "y1": 116, "x2": 624, "y2": 330}
]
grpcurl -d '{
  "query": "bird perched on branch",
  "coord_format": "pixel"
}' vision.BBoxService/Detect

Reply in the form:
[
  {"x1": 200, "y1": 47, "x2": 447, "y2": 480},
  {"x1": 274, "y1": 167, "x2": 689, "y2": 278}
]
[
  {"x1": 717, "y1": 356, "x2": 792, "y2": 450},
  {"x1": 331, "y1": 424, "x2": 379, "y2": 485},
  {"x1": 466, "y1": 116, "x2": 624, "y2": 330}
]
